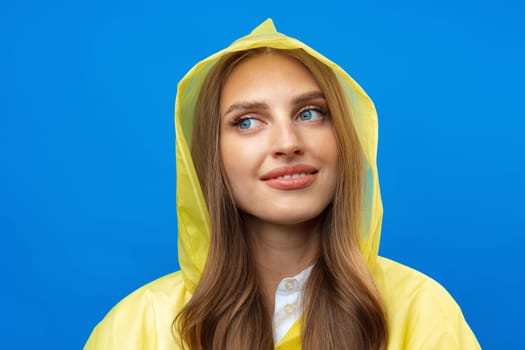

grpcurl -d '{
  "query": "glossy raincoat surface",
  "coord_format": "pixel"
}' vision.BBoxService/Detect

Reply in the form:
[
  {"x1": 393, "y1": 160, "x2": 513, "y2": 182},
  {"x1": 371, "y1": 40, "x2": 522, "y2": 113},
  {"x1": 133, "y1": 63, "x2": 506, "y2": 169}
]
[{"x1": 84, "y1": 19, "x2": 481, "y2": 350}]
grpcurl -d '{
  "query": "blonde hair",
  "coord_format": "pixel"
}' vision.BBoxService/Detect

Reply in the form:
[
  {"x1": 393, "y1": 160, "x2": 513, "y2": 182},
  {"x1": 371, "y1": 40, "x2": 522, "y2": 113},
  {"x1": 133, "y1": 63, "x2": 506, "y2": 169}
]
[{"x1": 176, "y1": 48, "x2": 387, "y2": 350}]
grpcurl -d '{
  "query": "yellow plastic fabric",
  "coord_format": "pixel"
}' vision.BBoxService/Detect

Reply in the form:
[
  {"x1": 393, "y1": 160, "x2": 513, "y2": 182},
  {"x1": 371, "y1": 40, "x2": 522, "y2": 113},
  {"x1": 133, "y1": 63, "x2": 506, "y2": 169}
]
[{"x1": 84, "y1": 19, "x2": 481, "y2": 349}]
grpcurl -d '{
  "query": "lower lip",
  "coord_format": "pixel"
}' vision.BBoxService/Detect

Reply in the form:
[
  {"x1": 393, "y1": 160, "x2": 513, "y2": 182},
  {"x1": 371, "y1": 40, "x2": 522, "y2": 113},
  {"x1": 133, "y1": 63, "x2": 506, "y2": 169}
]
[{"x1": 263, "y1": 173, "x2": 317, "y2": 190}]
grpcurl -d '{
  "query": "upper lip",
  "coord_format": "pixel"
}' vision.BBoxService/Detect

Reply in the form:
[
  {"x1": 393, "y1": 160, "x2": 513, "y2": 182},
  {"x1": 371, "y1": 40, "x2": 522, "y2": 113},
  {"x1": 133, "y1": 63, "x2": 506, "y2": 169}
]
[{"x1": 260, "y1": 164, "x2": 318, "y2": 180}]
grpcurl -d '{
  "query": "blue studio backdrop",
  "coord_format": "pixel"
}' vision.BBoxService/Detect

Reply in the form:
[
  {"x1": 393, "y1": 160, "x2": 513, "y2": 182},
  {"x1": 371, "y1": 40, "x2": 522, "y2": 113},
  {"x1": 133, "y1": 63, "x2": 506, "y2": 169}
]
[{"x1": 1, "y1": 1, "x2": 524, "y2": 348}]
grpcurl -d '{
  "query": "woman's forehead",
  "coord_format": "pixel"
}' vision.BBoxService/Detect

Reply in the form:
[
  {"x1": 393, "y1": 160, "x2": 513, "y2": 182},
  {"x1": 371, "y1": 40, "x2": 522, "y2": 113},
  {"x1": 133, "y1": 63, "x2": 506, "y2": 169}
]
[{"x1": 220, "y1": 53, "x2": 321, "y2": 111}]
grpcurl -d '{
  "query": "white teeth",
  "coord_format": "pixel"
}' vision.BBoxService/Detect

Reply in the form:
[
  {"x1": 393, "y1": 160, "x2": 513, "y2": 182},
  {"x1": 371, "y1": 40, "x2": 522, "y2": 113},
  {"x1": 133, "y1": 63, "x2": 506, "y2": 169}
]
[{"x1": 277, "y1": 173, "x2": 308, "y2": 179}]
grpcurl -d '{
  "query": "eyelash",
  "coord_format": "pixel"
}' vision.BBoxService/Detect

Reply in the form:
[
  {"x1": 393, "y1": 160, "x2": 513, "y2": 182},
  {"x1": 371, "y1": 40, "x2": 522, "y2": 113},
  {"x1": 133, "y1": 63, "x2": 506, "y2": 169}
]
[
  {"x1": 228, "y1": 116, "x2": 256, "y2": 127},
  {"x1": 296, "y1": 105, "x2": 328, "y2": 120}
]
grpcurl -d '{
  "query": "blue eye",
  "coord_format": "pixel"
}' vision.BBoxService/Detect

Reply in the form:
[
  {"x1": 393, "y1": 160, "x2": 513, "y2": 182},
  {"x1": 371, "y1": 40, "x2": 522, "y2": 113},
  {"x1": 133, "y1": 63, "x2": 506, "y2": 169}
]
[
  {"x1": 236, "y1": 117, "x2": 261, "y2": 130},
  {"x1": 299, "y1": 110, "x2": 313, "y2": 121},
  {"x1": 298, "y1": 108, "x2": 324, "y2": 121},
  {"x1": 239, "y1": 118, "x2": 252, "y2": 129}
]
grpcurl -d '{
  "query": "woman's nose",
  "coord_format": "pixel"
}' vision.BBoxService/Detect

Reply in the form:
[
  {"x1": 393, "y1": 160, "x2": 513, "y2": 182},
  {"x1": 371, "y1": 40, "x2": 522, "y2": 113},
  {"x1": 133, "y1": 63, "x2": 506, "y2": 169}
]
[{"x1": 271, "y1": 120, "x2": 304, "y2": 158}]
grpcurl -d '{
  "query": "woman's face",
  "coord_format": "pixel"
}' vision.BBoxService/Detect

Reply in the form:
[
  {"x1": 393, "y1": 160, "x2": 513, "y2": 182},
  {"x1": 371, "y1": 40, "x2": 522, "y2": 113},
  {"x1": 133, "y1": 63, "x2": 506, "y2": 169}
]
[{"x1": 219, "y1": 53, "x2": 339, "y2": 226}]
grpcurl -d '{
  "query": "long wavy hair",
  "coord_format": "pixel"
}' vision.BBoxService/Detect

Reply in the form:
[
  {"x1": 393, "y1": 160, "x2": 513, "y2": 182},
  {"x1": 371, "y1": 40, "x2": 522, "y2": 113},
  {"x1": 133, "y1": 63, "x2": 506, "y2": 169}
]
[{"x1": 175, "y1": 47, "x2": 388, "y2": 349}]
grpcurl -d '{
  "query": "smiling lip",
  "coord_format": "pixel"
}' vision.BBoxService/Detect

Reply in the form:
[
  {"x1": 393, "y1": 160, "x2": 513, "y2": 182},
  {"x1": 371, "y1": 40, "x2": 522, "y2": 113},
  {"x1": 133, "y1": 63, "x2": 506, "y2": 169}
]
[{"x1": 260, "y1": 164, "x2": 318, "y2": 190}]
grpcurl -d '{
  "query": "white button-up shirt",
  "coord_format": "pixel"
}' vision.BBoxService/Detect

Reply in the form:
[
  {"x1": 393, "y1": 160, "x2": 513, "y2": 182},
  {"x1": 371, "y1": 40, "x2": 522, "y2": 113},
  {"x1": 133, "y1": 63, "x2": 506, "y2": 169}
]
[{"x1": 272, "y1": 266, "x2": 313, "y2": 344}]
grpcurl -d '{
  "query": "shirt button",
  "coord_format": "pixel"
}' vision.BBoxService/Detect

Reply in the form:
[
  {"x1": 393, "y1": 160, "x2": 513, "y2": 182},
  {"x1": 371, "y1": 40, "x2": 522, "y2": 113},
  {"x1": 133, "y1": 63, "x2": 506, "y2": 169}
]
[
  {"x1": 284, "y1": 279, "x2": 297, "y2": 291},
  {"x1": 284, "y1": 304, "x2": 295, "y2": 314}
]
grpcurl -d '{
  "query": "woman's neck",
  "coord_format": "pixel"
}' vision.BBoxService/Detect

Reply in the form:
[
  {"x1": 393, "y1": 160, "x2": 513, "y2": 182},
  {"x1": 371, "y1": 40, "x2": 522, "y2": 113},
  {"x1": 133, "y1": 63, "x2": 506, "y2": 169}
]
[{"x1": 243, "y1": 215, "x2": 321, "y2": 315}]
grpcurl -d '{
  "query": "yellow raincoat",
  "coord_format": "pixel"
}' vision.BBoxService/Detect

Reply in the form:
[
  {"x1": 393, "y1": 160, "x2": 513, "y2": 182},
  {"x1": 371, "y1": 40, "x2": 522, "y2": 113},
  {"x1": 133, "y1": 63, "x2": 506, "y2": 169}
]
[{"x1": 84, "y1": 19, "x2": 481, "y2": 349}]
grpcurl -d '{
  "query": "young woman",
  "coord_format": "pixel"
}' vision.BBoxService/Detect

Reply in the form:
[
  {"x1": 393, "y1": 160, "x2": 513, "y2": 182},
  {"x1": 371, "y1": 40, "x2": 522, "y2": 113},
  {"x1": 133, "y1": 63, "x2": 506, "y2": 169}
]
[{"x1": 85, "y1": 19, "x2": 480, "y2": 349}]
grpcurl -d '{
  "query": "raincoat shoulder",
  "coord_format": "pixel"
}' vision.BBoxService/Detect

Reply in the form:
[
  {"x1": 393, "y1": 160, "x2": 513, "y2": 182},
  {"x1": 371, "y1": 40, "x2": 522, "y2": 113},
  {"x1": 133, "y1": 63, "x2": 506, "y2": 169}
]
[
  {"x1": 84, "y1": 272, "x2": 187, "y2": 349},
  {"x1": 374, "y1": 257, "x2": 481, "y2": 349}
]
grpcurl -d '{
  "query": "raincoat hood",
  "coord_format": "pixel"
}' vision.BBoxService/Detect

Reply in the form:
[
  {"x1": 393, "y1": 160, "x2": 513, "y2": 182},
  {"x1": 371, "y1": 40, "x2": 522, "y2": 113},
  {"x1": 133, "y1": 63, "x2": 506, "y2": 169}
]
[{"x1": 175, "y1": 18, "x2": 383, "y2": 293}]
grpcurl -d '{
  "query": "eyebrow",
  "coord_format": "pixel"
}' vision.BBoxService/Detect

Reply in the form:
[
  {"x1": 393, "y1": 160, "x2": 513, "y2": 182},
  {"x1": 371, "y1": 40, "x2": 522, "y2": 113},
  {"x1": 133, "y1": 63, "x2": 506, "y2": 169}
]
[
  {"x1": 222, "y1": 101, "x2": 269, "y2": 118},
  {"x1": 292, "y1": 91, "x2": 325, "y2": 105},
  {"x1": 222, "y1": 91, "x2": 325, "y2": 118}
]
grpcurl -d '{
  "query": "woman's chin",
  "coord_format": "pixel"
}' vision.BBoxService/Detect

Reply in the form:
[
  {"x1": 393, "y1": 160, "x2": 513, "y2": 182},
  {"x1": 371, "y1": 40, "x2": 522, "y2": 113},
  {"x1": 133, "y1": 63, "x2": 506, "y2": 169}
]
[{"x1": 241, "y1": 209, "x2": 327, "y2": 228}]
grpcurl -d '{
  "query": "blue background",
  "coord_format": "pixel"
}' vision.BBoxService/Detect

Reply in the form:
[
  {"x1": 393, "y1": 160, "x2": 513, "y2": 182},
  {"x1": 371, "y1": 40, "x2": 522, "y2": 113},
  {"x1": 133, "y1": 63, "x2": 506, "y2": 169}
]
[{"x1": 1, "y1": 0, "x2": 523, "y2": 348}]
